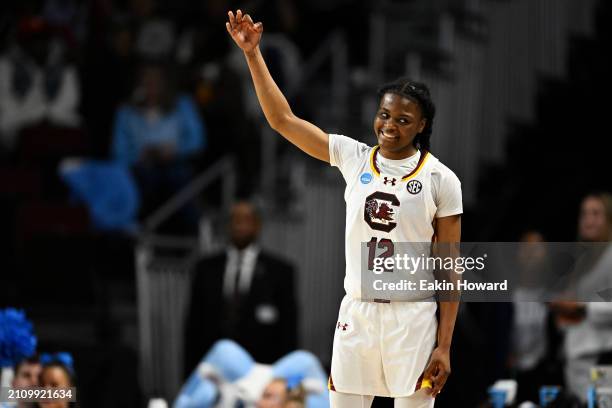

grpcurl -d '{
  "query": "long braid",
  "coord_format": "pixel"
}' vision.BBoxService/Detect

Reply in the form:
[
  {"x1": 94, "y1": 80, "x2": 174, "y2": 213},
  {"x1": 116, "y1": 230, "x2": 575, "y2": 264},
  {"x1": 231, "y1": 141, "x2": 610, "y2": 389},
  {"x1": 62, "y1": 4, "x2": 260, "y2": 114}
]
[{"x1": 377, "y1": 78, "x2": 436, "y2": 152}]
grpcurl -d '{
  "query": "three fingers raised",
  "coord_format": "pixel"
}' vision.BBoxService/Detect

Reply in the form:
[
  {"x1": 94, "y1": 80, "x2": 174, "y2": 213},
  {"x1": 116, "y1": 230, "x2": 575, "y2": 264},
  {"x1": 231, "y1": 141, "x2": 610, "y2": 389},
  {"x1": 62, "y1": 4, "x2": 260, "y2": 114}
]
[{"x1": 226, "y1": 9, "x2": 262, "y2": 32}]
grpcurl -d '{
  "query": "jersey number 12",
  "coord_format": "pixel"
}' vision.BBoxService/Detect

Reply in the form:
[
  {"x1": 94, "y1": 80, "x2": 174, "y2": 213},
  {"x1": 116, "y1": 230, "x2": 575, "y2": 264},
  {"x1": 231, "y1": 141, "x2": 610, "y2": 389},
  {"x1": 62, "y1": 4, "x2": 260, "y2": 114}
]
[{"x1": 367, "y1": 237, "x2": 395, "y2": 272}]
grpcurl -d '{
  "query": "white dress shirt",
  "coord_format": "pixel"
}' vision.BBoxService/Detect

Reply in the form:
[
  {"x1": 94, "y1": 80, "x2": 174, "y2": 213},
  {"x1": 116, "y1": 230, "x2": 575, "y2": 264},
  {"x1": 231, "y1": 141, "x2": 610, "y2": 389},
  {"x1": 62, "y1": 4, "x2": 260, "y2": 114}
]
[{"x1": 223, "y1": 244, "x2": 260, "y2": 299}]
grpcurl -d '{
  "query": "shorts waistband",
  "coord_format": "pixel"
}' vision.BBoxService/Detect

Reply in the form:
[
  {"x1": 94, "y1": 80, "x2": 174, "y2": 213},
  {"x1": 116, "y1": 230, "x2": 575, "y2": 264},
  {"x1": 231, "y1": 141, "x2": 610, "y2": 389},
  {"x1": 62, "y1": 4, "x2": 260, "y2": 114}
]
[{"x1": 359, "y1": 295, "x2": 437, "y2": 303}]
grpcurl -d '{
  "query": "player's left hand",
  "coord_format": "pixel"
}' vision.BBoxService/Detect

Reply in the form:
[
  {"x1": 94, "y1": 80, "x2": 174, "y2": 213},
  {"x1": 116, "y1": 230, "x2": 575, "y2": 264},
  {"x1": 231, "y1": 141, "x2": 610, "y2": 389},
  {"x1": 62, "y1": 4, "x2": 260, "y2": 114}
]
[
  {"x1": 549, "y1": 300, "x2": 585, "y2": 315},
  {"x1": 549, "y1": 300, "x2": 586, "y2": 326},
  {"x1": 423, "y1": 347, "x2": 451, "y2": 397}
]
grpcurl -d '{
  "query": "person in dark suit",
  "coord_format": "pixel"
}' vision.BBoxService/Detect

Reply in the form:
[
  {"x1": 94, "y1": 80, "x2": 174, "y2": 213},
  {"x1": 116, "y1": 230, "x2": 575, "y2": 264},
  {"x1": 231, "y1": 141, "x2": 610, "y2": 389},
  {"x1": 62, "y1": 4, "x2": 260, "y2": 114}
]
[{"x1": 184, "y1": 201, "x2": 298, "y2": 376}]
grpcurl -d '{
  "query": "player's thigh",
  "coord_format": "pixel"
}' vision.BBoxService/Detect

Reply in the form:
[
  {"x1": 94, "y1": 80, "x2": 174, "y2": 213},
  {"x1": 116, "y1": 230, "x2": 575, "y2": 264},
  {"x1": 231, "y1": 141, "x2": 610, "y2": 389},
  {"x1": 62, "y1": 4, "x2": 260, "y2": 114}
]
[
  {"x1": 329, "y1": 390, "x2": 374, "y2": 408},
  {"x1": 393, "y1": 390, "x2": 435, "y2": 408}
]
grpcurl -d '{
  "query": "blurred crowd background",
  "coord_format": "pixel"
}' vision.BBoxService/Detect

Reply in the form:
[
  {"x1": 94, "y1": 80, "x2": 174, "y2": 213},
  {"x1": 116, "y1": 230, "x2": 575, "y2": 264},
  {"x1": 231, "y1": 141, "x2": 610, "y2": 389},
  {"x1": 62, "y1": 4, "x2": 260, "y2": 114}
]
[{"x1": 1, "y1": 0, "x2": 611, "y2": 407}]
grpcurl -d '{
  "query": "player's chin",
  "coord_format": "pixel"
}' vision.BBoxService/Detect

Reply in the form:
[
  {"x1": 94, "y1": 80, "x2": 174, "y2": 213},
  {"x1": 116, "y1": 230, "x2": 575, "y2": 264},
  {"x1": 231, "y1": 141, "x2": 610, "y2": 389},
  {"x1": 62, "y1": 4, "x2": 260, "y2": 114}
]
[
  {"x1": 377, "y1": 135, "x2": 397, "y2": 147},
  {"x1": 378, "y1": 139, "x2": 408, "y2": 152}
]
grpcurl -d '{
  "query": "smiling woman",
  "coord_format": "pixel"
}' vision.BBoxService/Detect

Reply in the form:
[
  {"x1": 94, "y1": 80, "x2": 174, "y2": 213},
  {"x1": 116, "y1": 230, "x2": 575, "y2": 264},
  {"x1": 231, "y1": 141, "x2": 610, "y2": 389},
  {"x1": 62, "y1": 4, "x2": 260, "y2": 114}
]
[
  {"x1": 374, "y1": 79, "x2": 436, "y2": 158},
  {"x1": 226, "y1": 8, "x2": 462, "y2": 408}
]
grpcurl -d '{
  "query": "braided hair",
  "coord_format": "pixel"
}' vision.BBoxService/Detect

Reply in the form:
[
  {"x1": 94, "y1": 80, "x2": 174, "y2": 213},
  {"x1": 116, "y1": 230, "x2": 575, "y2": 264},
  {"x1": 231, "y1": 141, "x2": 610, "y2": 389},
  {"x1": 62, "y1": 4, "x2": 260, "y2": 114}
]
[{"x1": 376, "y1": 78, "x2": 436, "y2": 152}]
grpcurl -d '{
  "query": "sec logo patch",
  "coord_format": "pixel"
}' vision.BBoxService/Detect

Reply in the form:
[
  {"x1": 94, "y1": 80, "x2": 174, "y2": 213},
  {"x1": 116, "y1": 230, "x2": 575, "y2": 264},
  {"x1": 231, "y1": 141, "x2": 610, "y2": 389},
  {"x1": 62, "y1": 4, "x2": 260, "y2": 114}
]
[
  {"x1": 407, "y1": 180, "x2": 422, "y2": 194},
  {"x1": 360, "y1": 173, "x2": 373, "y2": 184}
]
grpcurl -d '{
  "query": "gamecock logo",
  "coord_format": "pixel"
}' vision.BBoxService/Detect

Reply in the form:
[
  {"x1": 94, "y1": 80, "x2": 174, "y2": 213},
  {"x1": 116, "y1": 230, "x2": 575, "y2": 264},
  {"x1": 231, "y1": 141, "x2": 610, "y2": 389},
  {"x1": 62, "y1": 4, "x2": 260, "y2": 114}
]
[
  {"x1": 364, "y1": 191, "x2": 400, "y2": 232},
  {"x1": 366, "y1": 201, "x2": 394, "y2": 221}
]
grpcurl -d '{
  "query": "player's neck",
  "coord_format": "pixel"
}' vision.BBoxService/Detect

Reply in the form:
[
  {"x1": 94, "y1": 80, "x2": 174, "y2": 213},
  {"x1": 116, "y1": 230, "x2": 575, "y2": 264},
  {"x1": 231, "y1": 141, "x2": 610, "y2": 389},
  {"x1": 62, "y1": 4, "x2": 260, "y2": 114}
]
[{"x1": 379, "y1": 146, "x2": 419, "y2": 161}]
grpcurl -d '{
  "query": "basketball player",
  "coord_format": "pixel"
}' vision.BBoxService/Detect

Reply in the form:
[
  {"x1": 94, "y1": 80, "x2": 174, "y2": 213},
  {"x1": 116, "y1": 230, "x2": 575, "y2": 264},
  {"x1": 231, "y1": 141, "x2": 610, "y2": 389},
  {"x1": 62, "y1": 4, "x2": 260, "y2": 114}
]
[{"x1": 226, "y1": 9, "x2": 462, "y2": 408}]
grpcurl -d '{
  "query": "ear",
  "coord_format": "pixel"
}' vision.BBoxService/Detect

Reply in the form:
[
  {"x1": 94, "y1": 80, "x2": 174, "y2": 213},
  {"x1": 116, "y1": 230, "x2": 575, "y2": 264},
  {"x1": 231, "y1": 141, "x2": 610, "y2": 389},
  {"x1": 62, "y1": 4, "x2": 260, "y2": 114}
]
[{"x1": 418, "y1": 118, "x2": 427, "y2": 134}]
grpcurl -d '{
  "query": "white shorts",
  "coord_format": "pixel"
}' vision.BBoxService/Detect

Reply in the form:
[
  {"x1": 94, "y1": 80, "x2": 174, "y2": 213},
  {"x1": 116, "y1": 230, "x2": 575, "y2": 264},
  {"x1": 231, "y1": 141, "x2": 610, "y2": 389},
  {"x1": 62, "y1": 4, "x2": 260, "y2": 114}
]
[{"x1": 329, "y1": 296, "x2": 438, "y2": 397}]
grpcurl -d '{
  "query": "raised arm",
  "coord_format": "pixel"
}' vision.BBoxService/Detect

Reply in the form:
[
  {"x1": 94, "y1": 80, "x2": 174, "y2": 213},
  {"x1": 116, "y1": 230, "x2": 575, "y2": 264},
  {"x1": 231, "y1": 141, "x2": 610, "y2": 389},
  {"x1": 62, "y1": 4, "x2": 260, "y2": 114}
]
[{"x1": 226, "y1": 10, "x2": 330, "y2": 163}]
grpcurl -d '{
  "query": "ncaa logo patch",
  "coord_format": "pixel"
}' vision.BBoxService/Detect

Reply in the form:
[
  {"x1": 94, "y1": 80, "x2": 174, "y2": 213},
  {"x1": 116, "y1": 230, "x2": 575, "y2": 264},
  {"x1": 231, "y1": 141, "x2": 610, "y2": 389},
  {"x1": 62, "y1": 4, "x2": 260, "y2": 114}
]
[
  {"x1": 360, "y1": 173, "x2": 373, "y2": 184},
  {"x1": 407, "y1": 180, "x2": 422, "y2": 195}
]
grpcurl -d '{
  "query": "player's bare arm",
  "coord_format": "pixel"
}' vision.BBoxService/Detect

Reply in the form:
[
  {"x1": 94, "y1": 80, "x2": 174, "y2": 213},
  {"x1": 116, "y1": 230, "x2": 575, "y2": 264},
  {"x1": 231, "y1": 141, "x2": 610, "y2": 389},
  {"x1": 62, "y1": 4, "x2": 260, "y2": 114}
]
[
  {"x1": 226, "y1": 10, "x2": 330, "y2": 163},
  {"x1": 424, "y1": 214, "x2": 461, "y2": 397}
]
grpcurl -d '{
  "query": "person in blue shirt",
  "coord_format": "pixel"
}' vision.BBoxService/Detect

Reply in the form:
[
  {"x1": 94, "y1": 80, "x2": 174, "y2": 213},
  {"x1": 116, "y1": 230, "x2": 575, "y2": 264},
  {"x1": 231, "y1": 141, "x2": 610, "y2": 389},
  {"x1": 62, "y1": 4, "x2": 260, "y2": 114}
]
[
  {"x1": 111, "y1": 63, "x2": 206, "y2": 233},
  {"x1": 174, "y1": 339, "x2": 329, "y2": 408}
]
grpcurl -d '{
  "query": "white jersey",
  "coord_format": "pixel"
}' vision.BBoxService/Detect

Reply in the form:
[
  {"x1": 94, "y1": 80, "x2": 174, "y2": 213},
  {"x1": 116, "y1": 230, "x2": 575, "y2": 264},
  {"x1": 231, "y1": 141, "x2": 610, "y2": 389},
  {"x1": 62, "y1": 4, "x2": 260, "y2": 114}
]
[{"x1": 329, "y1": 134, "x2": 463, "y2": 300}]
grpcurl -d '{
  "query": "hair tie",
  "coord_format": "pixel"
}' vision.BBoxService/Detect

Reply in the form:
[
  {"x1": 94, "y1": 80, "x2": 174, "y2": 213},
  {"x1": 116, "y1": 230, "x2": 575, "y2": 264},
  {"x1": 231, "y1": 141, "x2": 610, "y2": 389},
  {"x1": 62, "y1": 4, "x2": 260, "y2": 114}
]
[{"x1": 40, "y1": 352, "x2": 74, "y2": 375}]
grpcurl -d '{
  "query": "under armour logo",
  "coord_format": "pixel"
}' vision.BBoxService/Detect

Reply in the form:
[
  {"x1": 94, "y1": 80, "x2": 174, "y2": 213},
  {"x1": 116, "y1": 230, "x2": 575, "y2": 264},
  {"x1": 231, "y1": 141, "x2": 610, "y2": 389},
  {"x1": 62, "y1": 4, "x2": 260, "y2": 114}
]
[
  {"x1": 383, "y1": 177, "x2": 397, "y2": 186},
  {"x1": 337, "y1": 322, "x2": 349, "y2": 331}
]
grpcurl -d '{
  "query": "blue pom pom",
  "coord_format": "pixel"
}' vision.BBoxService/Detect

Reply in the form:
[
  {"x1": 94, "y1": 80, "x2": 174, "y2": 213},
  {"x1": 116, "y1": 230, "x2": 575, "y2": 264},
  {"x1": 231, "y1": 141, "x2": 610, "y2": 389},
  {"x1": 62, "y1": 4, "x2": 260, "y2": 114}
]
[{"x1": 0, "y1": 308, "x2": 37, "y2": 367}]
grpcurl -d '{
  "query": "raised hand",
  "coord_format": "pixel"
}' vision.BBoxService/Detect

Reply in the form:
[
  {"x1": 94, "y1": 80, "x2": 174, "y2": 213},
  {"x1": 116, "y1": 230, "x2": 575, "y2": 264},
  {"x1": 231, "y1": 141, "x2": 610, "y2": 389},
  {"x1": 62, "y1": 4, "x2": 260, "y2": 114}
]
[
  {"x1": 226, "y1": 8, "x2": 330, "y2": 163},
  {"x1": 226, "y1": 9, "x2": 263, "y2": 53}
]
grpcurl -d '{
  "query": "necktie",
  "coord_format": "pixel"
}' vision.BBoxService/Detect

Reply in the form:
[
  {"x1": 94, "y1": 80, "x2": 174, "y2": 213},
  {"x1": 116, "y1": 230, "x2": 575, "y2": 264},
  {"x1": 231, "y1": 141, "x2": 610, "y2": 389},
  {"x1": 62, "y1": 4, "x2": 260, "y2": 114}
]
[
  {"x1": 233, "y1": 252, "x2": 244, "y2": 299},
  {"x1": 225, "y1": 252, "x2": 244, "y2": 337}
]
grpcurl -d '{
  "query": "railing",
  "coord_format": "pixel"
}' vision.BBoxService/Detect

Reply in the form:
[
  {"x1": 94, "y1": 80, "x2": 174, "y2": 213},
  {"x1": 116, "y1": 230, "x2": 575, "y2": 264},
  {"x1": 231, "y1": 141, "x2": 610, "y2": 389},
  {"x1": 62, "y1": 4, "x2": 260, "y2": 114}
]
[
  {"x1": 260, "y1": 30, "x2": 349, "y2": 200},
  {"x1": 142, "y1": 156, "x2": 236, "y2": 234},
  {"x1": 136, "y1": 156, "x2": 236, "y2": 402}
]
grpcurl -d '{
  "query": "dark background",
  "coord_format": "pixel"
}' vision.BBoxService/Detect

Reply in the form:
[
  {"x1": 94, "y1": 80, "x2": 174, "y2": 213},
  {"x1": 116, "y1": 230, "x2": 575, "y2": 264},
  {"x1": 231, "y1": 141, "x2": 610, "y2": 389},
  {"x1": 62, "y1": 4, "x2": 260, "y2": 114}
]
[{"x1": 1, "y1": 0, "x2": 611, "y2": 406}]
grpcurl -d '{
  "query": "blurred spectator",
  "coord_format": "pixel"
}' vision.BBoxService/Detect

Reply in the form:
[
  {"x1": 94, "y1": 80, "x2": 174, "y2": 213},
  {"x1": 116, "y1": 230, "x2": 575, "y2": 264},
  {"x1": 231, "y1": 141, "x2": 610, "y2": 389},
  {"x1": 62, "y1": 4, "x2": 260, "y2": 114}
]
[
  {"x1": 259, "y1": 380, "x2": 306, "y2": 408},
  {"x1": 510, "y1": 230, "x2": 557, "y2": 404},
  {"x1": 81, "y1": 15, "x2": 137, "y2": 157},
  {"x1": 112, "y1": 63, "x2": 204, "y2": 165},
  {"x1": 12, "y1": 355, "x2": 41, "y2": 387},
  {"x1": 111, "y1": 62, "x2": 205, "y2": 232},
  {"x1": 0, "y1": 16, "x2": 80, "y2": 155},
  {"x1": 185, "y1": 201, "x2": 298, "y2": 374},
  {"x1": 38, "y1": 352, "x2": 75, "y2": 408},
  {"x1": 123, "y1": 0, "x2": 175, "y2": 60},
  {"x1": 175, "y1": 339, "x2": 327, "y2": 408},
  {"x1": 2, "y1": 355, "x2": 42, "y2": 408},
  {"x1": 135, "y1": 19, "x2": 174, "y2": 61},
  {"x1": 577, "y1": 193, "x2": 612, "y2": 242},
  {"x1": 550, "y1": 192, "x2": 612, "y2": 402}
]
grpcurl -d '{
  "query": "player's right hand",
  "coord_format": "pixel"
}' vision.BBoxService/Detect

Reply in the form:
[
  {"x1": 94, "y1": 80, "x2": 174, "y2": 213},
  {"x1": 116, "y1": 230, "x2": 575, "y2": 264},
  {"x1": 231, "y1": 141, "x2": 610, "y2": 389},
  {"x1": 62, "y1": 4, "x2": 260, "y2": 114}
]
[{"x1": 226, "y1": 9, "x2": 263, "y2": 53}]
